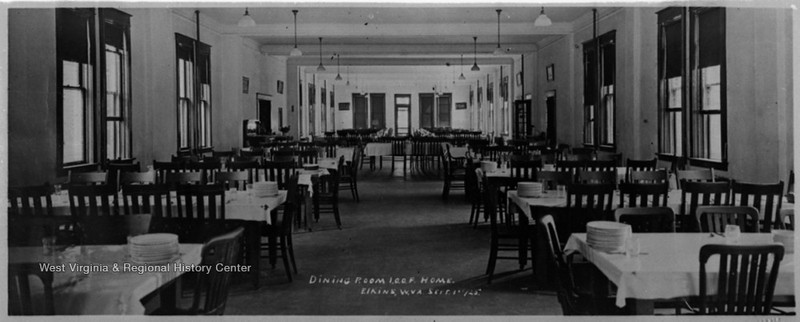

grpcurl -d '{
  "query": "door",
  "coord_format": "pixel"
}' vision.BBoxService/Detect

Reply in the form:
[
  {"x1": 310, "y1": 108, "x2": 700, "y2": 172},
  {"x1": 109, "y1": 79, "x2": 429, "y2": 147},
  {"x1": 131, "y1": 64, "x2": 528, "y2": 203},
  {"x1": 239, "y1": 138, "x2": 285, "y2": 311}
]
[
  {"x1": 258, "y1": 98, "x2": 271, "y2": 134},
  {"x1": 437, "y1": 93, "x2": 452, "y2": 128},
  {"x1": 546, "y1": 91, "x2": 557, "y2": 142},
  {"x1": 395, "y1": 94, "x2": 411, "y2": 136},
  {"x1": 353, "y1": 94, "x2": 368, "y2": 129},
  {"x1": 370, "y1": 93, "x2": 386, "y2": 129},
  {"x1": 513, "y1": 99, "x2": 531, "y2": 139},
  {"x1": 419, "y1": 93, "x2": 434, "y2": 129}
]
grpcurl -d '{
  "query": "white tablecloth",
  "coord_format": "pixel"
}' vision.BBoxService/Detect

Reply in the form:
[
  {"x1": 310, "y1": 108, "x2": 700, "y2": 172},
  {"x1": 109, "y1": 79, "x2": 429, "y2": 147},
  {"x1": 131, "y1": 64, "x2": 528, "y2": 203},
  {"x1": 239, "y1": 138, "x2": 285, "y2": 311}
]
[
  {"x1": 9, "y1": 244, "x2": 203, "y2": 315},
  {"x1": 363, "y1": 143, "x2": 393, "y2": 157},
  {"x1": 564, "y1": 233, "x2": 795, "y2": 307},
  {"x1": 507, "y1": 189, "x2": 684, "y2": 220},
  {"x1": 336, "y1": 147, "x2": 355, "y2": 162}
]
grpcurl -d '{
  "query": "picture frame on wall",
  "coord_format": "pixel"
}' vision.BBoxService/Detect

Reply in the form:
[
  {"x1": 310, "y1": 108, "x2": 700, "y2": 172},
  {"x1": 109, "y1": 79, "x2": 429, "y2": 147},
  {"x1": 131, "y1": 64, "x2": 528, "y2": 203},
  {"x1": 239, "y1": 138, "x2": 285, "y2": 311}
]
[
  {"x1": 456, "y1": 102, "x2": 467, "y2": 110},
  {"x1": 242, "y1": 76, "x2": 249, "y2": 94},
  {"x1": 338, "y1": 102, "x2": 350, "y2": 111},
  {"x1": 546, "y1": 64, "x2": 555, "y2": 81},
  {"x1": 277, "y1": 80, "x2": 284, "y2": 94}
]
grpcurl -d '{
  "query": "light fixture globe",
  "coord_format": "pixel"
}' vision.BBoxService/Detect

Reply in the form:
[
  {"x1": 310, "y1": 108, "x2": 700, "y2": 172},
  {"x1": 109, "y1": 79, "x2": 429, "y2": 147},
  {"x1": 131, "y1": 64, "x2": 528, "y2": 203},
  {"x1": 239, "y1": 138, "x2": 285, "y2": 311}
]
[
  {"x1": 471, "y1": 36, "x2": 480, "y2": 71},
  {"x1": 316, "y1": 37, "x2": 326, "y2": 71},
  {"x1": 289, "y1": 10, "x2": 303, "y2": 56},
  {"x1": 238, "y1": 8, "x2": 256, "y2": 27},
  {"x1": 534, "y1": 7, "x2": 552, "y2": 27}
]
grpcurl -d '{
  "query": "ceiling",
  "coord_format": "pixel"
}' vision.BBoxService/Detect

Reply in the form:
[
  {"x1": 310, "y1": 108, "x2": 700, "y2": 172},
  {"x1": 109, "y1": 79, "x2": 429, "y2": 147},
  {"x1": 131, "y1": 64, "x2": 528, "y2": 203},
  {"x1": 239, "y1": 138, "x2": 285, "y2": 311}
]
[{"x1": 193, "y1": 5, "x2": 604, "y2": 56}]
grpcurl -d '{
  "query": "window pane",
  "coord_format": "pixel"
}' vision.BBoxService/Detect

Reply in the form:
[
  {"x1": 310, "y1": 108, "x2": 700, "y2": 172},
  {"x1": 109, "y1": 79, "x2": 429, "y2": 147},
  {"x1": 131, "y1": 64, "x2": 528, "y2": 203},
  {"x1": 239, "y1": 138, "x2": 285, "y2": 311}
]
[
  {"x1": 63, "y1": 61, "x2": 82, "y2": 87},
  {"x1": 701, "y1": 66, "x2": 721, "y2": 111},
  {"x1": 63, "y1": 89, "x2": 85, "y2": 163}
]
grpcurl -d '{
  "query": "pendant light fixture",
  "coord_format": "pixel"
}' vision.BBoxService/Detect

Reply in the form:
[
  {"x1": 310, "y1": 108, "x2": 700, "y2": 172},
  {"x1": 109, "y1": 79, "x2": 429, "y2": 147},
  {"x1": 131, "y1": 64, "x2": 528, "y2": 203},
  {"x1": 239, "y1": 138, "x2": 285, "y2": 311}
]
[
  {"x1": 471, "y1": 36, "x2": 480, "y2": 71},
  {"x1": 316, "y1": 37, "x2": 326, "y2": 71},
  {"x1": 346, "y1": 65, "x2": 350, "y2": 86},
  {"x1": 335, "y1": 54, "x2": 342, "y2": 80},
  {"x1": 238, "y1": 8, "x2": 256, "y2": 27},
  {"x1": 493, "y1": 9, "x2": 504, "y2": 55},
  {"x1": 459, "y1": 54, "x2": 466, "y2": 80},
  {"x1": 289, "y1": 10, "x2": 303, "y2": 56},
  {"x1": 534, "y1": 6, "x2": 552, "y2": 27}
]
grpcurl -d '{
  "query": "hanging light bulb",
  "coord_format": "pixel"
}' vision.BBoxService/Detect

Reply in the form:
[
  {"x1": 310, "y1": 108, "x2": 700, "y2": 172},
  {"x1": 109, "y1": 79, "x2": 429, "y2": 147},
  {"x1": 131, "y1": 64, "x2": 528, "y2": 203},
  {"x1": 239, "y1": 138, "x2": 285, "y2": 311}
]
[
  {"x1": 238, "y1": 8, "x2": 256, "y2": 27},
  {"x1": 459, "y1": 54, "x2": 466, "y2": 80},
  {"x1": 289, "y1": 10, "x2": 303, "y2": 56},
  {"x1": 316, "y1": 37, "x2": 326, "y2": 71},
  {"x1": 534, "y1": 6, "x2": 552, "y2": 27},
  {"x1": 493, "y1": 9, "x2": 504, "y2": 55},
  {"x1": 471, "y1": 37, "x2": 480, "y2": 71},
  {"x1": 335, "y1": 54, "x2": 342, "y2": 80}
]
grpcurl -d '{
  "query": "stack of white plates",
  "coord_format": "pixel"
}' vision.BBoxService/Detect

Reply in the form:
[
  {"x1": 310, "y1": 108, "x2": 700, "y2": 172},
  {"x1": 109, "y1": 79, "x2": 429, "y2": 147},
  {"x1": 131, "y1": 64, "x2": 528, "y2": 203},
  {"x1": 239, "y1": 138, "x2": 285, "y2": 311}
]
[
  {"x1": 586, "y1": 221, "x2": 631, "y2": 253},
  {"x1": 518, "y1": 182, "x2": 543, "y2": 198},
  {"x1": 252, "y1": 181, "x2": 279, "y2": 197},
  {"x1": 129, "y1": 233, "x2": 179, "y2": 264},
  {"x1": 773, "y1": 230, "x2": 794, "y2": 253},
  {"x1": 480, "y1": 161, "x2": 497, "y2": 173}
]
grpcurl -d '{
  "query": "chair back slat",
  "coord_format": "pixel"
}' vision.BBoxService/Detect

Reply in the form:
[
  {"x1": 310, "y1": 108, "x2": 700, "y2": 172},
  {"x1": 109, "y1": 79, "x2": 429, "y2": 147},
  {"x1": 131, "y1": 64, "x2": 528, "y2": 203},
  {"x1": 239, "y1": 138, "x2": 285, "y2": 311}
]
[
  {"x1": 566, "y1": 183, "x2": 615, "y2": 211},
  {"x1": 8, "y1": 184, "x2": 54, "y2": 217},
  {"x1": 122, "y1": 184, "x2": 171, "y2": 217},
  {"x1": 68, "y1": 185, "x2": 118, "y2": 216},
  {"x1": 176, "y1": 184, "x2": 225, "y2": 220},
  {"x1": 619, "y1": 183, "x2": 669, "y2": 208},
  {"x1": 614, "y1": 207, "x2": 675, "y2": 232},
  {"x1": 696, "y1": 206, "x2": 760, "y2": 233},
  {"x1": 731, "y1": 181, "x2": 784, "y2": 232}
]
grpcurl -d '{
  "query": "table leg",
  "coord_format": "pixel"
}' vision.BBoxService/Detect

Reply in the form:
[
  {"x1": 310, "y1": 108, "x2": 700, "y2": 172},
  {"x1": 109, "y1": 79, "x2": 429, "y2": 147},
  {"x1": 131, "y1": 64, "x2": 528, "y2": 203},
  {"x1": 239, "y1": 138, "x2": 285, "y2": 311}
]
[
  {"x1": 304, "y1": 189, "x2": 313, "y2": 231},
  {"x1": 245, "y1": 222, "x2": 261, "y2": 289}
]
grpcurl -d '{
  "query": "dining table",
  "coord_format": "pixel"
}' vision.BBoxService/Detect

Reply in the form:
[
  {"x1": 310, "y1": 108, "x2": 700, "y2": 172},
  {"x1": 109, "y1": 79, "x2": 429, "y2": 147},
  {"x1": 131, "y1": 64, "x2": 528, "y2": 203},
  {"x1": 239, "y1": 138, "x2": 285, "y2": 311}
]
[
  {"x1": 563, "y1": 232, "x2": 795, "y2": 314},
  {"x1": 49, "y1": 189, "x2": 286, "y2": 289},
  {"x1": 9, "y1": 243, "x2": 203, "y2": 315}
]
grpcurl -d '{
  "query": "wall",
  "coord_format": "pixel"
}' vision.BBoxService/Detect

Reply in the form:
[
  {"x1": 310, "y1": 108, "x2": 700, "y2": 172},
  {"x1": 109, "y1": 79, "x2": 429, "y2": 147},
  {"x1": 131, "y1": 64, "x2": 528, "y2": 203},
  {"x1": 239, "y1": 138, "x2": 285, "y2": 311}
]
[
  {"x1": 7, "y1": 8, "x2": 285, "y2": 186},
  {"x1": 535, "y1": 7, "x2": 793, "y2": 183}
]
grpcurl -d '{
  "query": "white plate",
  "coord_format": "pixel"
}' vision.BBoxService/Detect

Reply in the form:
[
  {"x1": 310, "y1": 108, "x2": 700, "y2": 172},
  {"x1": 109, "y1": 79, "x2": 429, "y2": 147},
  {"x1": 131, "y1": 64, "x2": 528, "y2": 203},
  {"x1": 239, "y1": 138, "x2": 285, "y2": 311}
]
[{"x1": 130, "y1": 233, "x2": 178, "y2": 246}]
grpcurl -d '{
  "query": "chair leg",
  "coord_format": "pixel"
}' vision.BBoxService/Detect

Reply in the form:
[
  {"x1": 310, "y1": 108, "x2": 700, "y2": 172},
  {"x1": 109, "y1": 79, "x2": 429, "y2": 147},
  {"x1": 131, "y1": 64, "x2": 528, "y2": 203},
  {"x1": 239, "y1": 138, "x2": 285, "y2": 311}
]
[
  {"x1": 287, "y1": 234, "x2": 298, "y2": 274},
  {"x1": 353, "y1": 181, "x2": 360, "y2": 202},
  {"x1": 334, "y1": 204, "x2": 342, "y2": 229},
  {"x1": 442, "y1": 179, "x2": 450, "y2": 199},
  {"x1": 280, "y1": 236, "x2": 292, "y2": 282},
  {"x1": 486, "y1": 238, "x2": 498, "y2": 283}
]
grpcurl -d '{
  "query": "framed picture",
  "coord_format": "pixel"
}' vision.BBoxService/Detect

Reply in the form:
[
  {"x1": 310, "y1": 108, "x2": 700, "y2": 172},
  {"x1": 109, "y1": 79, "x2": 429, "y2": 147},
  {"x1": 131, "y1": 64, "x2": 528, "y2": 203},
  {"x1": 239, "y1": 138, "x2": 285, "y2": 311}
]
[
  {"x1": 338, "y1": 102, "x2": 350, "y2": 111},
  {"x1": 546, "y1": 64, "x2": 555, "y2": 81},
  {"x1": 456, "y1": 102, "x2": 467, "y2": 110},
  {"x1": 277, "y1": 80, "x2": 284, "y2": 94},
  {"x1": 242, "y1": 76, "x2": 249, "y2": 94},
  {"x1": 516, "y1": 72, "x2": 522, "y2": 86}
]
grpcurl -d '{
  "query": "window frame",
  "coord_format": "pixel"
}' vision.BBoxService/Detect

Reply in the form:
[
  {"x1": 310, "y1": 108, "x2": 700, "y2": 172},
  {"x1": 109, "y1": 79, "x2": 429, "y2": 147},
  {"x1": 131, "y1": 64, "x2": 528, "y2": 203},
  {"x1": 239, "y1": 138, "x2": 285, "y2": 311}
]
[
  {"x1": 582, "y1": 30, "x2": 616, "y2": 151},
  {"x1": 175, "y1": 33, "x2": 212, "y2": 153},
  {"x1": 656, "y1": 7, "x2": 727, "y2": 170}
]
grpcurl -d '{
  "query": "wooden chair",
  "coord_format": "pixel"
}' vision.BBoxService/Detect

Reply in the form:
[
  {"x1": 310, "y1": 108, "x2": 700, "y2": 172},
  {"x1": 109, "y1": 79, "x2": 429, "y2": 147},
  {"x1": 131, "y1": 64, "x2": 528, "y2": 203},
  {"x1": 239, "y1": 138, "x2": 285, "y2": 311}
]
[
  {"x1": 338, "y1": 146, "x2": 361, "y2": 201},
  {"x1": 106, "y1": 162, "x2": 141, "y2": 190},
  {"x1": 510, "y1": 160, "x2": 542, "y2": 180},
  {"x1": 484, "y1": 176, "x2": 534, "y2": 283},
  {"x1": 312, "y1": 169, "x2": 342, "y2": 229},
  {"x1": 441, "y1": 150, "x2": 466, "y2": 199},
  {"x1": 676, "y1": 169, "x2": 714, "y2": 189},
  {"x1": 121, "y1": 184, "x2": 172, "y2": 217},
  {"x1": 679, "y1": 181, "x2": 730, "y2": 232},
  {"x1": 152, "y1": 227, "x2": 244, "y2": 315},
  {"x1": 730, "y1": 181, "x2": 784, "y2": 232},
  {"x1": 472, "y1": 168, "x2": 488, "y2": 228},
  {"x1": 214, "y1": 171, "x2": 249, "y2": 191},
  {"x1": 698, "y1": 244, "x2": 784, "y2": 315},
  {"x1": 8, "y1": 263, "x2": 55, "y2": 315},
  {"x1": 555, "y1": 160, "x2": 586, "y2": 182},
  {"x1": 76, "y1": 214, "x2": 153, "y2": 245},
  {"x1": 186, "y1": 161, "x2": 221, "y2": 185},
  {"x1": 576, "y1": 170, "x2": 616, "y2": 184},
  {"x1": 618, "y1": 182, "x2": 669, "y2": 208},
  {"x1": 566, "y1": 183, "x2": 615, "y2": 211},
  {"x1": 584, "y1": 160, "x2": 617, "y2": 172},
  {"x1": 165, "y1": 172, "x2": 203, "y2": 188},
  {"x1": 68, "y1": 184, "x2": 118, "y2": 216},
  {"x1": 780, "y1": 208, "x2": 793, "y2": 230},
  {"x1": 175, "y1": 184, "x2": 226, "y2": 220},
  {"x1": 8, "y1": 184, "x2": 54, "y2": 216},
  {"x1": 625, "y1": 158, "x2": 658, "y2": 183},
  {"x1": 614, "y1": 207, "x2": 675, "y2": 232},
  {"x1": 119, "y1": 171, "x2": 156, "y2": 185},
  {"x1": 535, "y1": 170, "x2": 573, "y2": 191},
  {"x1": 629, "y1": 169, "x2": 668, "y2": 184},
  {"x1": 227, "y1": 160, "x2": 260, "y2": 184},
  {"x1": 696, "y1": 206, "x2": 760, "y2": 233},
  {"x1": 296, "y1": 150, "x2": 319, "y2": 168},
  {"x1": 263, "y1": 160, "x2": 296, "y2": 190},
  {"x1": 153, "y1": 160, "x2": 185, "y2": 184},
  {"x1": 261, "y1": 173, "x2": 299, "y2": 282},
  {"x1": 69, "y1": 171, "x2": 108, "y2": 186}
]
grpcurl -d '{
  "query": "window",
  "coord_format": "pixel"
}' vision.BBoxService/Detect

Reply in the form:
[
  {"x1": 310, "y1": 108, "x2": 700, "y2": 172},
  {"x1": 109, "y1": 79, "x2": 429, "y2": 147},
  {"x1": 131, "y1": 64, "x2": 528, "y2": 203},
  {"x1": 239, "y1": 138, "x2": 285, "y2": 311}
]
[
  {"x1": 370, "y1": 93, "x2": 386, "y2": 129},
  {"x1": 582, "y1": 31, "x2": 616, "y2": 149},
  {"x1": 57, "y1": 8, "x2": 131, "y2": 169},
  {"x1": 437, "y1": 93, "x2": 452, "y2": 128},
  {"x1": 175, "y1": 33, "x2": 212, "y2": 151},
  {"x1": 657, "y1": 7, "x2": 726, "y2": 168}
]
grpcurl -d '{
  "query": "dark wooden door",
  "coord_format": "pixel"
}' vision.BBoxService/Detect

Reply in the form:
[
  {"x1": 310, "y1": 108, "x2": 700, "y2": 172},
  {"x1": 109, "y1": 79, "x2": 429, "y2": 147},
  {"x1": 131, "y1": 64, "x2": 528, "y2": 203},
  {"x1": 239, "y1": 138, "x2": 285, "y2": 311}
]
[
  {"x1": 419, "y1": 93, "x2": 434, "y2": 128},
  {"x1": 437, "y1": 93, "x2": 452, "y2": 128},
  {"x1": 546, "y1": 92, "x2": 557, "y2": 142},
  {"x1": 258, "y1": 98, "x2": 271, "y2": 133},
  {"x1": 353, "y1": 94, "x2": 368, "y2": 129},
  {"x1": 513, "y1": 99, "x2": 531, "y2": 139},
  {"x1": 370, "y1": 93, "x2": 386, "y2": 129}
]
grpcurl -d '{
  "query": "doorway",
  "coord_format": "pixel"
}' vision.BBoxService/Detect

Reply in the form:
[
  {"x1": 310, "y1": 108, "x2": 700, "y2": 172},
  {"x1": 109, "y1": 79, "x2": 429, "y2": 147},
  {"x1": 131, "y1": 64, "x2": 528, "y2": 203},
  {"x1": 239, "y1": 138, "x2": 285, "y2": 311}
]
[
  {"x1": 257, "y1": 95, "x2": 272, "y2": 134},
  {"x1": 419, "y1": 93, "x2": 434, "y2": 128},
  {"x1": 545, "y1": 90, "x2": 557, "y2": 143},
  {"x1": 395, "y1": 94, "x2": 411, "y2": 136},
  {"x1": 353, "y1": 94, "x2": 369, "y2": 129}
]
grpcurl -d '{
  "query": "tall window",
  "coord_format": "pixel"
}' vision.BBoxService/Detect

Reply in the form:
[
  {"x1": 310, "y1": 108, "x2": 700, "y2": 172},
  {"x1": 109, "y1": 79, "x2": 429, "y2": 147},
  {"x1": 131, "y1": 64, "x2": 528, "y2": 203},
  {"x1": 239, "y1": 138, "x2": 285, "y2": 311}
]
[
  {"x1": 437, "y1": 93, "x2": 452, "y2": 128},
  {"x1": 58, "y1": 8, "x2": 131, "y2": 169},
  {"x1": 582, "y1": 31, "x2": 616, "y2": 149},
  {"x1": 658, "y1": 7, "x2": 726, "y2": 168},
  {"x1": 175, "y1": 33, "x2": 212, "y2": 151}
]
